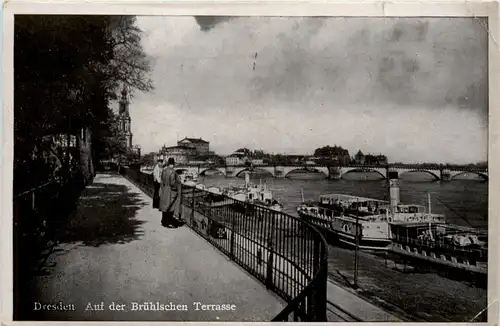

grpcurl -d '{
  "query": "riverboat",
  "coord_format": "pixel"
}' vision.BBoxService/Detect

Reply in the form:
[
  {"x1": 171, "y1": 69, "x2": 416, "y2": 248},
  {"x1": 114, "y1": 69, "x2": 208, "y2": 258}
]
[
  {"x1": 297, "y1": 179, "x2": 488, "y2": 274},
  {"x1": 297, "y1": 179, "x2": 443, "y2": 251},
  {"x1": 188, "y1": 173, "x2": 283, "y2": 212},
  {"x1": 224, "y1": 173, "x2": 284, "y2": 212},
  {"x1": 298, "y1": 195, "x2": 394, "y2": 250},
  {"x1": 389, "y1": 220, "x2": 487, "y2": 275}
]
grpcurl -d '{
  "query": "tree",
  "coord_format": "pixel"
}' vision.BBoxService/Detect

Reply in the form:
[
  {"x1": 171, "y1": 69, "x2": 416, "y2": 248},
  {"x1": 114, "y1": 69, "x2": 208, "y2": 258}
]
[
  {"x1": 91, "y1": 108, "x2": 128, "y2": 162},
  {"x1": 106, "y1": 16, "x2": 153, "y2": 94},
  {"x1": 139, "y1": 152, "x2": 157, "y2": 166},
  {"x1": 14, "y1": 15, "x2": 153, "y2": 188},
  {"x1": 314, "y1": 145, "x2": 350, "y2": 158}
]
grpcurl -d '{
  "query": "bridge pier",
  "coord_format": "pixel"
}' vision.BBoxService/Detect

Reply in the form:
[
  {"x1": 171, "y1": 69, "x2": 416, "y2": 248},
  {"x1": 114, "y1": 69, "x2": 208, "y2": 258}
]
[
  {"x1": 387, "y1": 169, "x2": 398, "y2": 180},
  {"x1": 329, "y1": 166, "x2": 341, "y2": 180},
  {"x1": 226, "y1": 166, "x2": 235, "y2": 178},
  {"x1": 440, "y1": 169, "x2": 451, "y2": 181},
  {"x1": 274, "y1": 166, "x2": 285, "y2": 178}
]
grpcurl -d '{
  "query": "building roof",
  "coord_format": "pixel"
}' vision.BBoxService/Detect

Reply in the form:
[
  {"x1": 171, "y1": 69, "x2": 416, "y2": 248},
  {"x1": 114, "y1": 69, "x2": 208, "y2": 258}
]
[{"x1": 178, "y1": 137, "x2": 209, "y2": 144}]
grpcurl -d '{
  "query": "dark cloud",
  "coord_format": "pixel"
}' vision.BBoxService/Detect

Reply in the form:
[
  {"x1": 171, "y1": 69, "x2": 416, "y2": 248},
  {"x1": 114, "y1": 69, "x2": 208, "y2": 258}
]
[
  {"x1": 194, "y1": 16, "x2": 233, "y2": 31},
  {"x1": 244, "y1": 18, "x2": 487, "y2": 117},
  {"x1": 140, "y1": 17, "x2": 488, "y2": 119}
]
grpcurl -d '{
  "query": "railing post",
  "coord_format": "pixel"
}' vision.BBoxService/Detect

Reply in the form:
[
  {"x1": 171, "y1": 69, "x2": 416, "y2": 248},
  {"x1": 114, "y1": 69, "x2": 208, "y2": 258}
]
[
  {"x1": 191, "y1": 186, "x2": 195, "y2": 225},
  {"x1": 230, "y1": 209, "x2": 235, "y2": 259},
  {"x1": 266, "y1": 243, "x2": 274, "y2": 290},
  {"x1": 266, "y1": 211, "x2": 276, "y2": 290},
  {"x1": 308, "y1": 240, "x2": 327, "y2": 321}
]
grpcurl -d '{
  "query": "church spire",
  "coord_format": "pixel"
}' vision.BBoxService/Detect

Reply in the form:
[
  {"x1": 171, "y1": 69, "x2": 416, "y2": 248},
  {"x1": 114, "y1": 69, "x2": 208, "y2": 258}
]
[
  {"x1": 119, "y1": 86, "x2": 129, "y2": 117},
  {"x1": 117, "y1": 85, "x2": 133, "y2": 149}
]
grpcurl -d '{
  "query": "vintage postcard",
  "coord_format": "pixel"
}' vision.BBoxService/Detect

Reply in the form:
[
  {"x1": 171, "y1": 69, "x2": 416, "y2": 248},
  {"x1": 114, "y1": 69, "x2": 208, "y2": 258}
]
[{"x1": 2, "y1": 0, "x2": 499, "y2": 325}]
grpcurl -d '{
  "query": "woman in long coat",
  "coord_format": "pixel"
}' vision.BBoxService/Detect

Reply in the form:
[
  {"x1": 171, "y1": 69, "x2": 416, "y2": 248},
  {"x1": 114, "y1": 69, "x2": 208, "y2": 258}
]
[{"x1": 159, "y1": 158, "x2": 182, "y2": 228}]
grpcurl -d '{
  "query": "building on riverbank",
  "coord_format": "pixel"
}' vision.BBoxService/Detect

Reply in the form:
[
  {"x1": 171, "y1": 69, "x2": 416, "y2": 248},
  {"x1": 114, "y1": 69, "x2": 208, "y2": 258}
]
[
  {"x1": 178, "y1": 137, "x2": 210, "y2": 154},
  {"x1": 160, "y1": 145, "x2": 192, "y2": 164}
]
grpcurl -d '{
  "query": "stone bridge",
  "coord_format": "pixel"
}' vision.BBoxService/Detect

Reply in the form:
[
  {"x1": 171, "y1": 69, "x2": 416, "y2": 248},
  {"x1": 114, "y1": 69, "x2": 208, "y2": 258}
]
[{"x1": 174, "y1": 164, "x2": 488, "y2": 181}]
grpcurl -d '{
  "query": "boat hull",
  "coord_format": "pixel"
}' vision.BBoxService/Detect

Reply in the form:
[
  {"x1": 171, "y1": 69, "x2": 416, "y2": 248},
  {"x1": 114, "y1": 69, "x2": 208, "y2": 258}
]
[
  {"x1": 389, "y1": 242, "x2": 487, "y2": 275},
  {"x1": 298, "y1": 211, "x2": 391, "y2": 251}
]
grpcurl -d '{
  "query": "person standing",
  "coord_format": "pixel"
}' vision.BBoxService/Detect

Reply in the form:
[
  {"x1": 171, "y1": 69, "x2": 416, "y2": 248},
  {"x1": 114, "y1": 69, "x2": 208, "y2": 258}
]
[
  {"x1": 152, "y1": 158, "x2": 163, "y2": 209},
  {"x1": 159, "y1": 158, "x2": 182, "y2": 228}
]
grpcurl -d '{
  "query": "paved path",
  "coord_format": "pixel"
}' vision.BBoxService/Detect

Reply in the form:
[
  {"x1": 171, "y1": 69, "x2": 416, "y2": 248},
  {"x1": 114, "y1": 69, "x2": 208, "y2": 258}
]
[
  {"x1": 326, "y1": 281, "x2": 401, "y2": 322},
  {"x1": 30, "y1": 174, "x2": 285, "y2": 321}
]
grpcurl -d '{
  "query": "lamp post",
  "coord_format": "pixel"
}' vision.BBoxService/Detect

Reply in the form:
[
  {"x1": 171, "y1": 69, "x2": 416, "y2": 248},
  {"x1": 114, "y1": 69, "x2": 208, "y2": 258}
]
[{"x1": 354, "y1": 206, "x2": 359, "y2": 288}]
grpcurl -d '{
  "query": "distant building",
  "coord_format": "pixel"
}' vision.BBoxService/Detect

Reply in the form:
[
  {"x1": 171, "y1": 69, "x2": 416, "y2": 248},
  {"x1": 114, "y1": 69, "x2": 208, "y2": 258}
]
[
  {"x1": 226, "y1": 152, "x2": 246, "y2": 165},
  {"x1": 354, "y1": 150, "x2": 365, "y2": 165},
  {"x1": 160, "y1": 145, "x2": 193, "y2": 165},
  {"x1": 251, "y1": 159, "x2": 264, "y2": 165},
  {"x1": 375, "y1": 154, "x2": 388, "y2": 165},
  {"x1": 188, "y1": 160, "x2": 209, "y2": 165},
  {"x1": 177, "y1": 137, "x2": 210, "y2": 154}
]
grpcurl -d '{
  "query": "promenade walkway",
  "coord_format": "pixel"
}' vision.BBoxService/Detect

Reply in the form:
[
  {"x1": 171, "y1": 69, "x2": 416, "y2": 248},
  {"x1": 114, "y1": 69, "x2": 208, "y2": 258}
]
[
  {"x1": 326, "y1": 281, "x2": 401, "y2": 322},
  {"x1": 28, "y1": 174, "x2": 285, "y2": 321}
]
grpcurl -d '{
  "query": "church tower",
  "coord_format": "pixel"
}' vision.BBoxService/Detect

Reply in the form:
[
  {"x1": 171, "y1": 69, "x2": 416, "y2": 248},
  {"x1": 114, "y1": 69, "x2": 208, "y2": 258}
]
[{"x1": 118, "y1": 86, "x2": 133, "y2": 149}]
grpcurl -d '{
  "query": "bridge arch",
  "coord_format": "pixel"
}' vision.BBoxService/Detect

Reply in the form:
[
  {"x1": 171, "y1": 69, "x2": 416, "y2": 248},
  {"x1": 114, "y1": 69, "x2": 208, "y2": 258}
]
[
  {"x1": 235, "y1": 167, "x2": 274, "y2": 177},
  {"x1": 399, "y1": 169, "x2": 440, "y2": 181},
  {"x1": 450, "y1": 171, "x2": 488, "y2": 181},
  {"x1": 341, "y1": 168, "x2": 386, "y2": 180},
  {"x1": 199, "y1": 168, "x2": 225, "y2": 176},
  {"x1": 284, "y1": 167, "x2": 328, "y2": 178}
]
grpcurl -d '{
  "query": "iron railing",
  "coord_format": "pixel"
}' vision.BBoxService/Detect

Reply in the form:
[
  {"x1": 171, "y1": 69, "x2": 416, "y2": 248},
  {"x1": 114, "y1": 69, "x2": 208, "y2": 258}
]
[
  {"x1": 13, "y1": 173, "x2": 90, "y2": 319},
  {"x1": 122, "y1": 168, "x2": 328, "y2": 322}
]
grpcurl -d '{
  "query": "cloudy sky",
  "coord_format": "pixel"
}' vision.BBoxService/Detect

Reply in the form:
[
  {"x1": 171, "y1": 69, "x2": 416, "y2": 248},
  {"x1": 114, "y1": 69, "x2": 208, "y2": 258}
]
[{"x1": 126, "y1": 16, "x2": 488, "y2": 164}]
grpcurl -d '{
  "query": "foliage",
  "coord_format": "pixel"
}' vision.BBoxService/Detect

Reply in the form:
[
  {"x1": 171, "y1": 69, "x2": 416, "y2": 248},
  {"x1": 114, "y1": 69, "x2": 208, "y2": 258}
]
[
  {"x1": 139, "y1": 152, "x2": 157, "y2": 166},
  {"x1": 313, "y1": 145, "x2": 350, "y2": 158},
  {"x1": 14, "y1": 15, "x2": 153, "y2": 188},
  {"x1": 91, "y1": 108, "x2": 128, "y2": 162},
  {"x1": 364, "y1": 154, "x2": 388, "y2": 165}
]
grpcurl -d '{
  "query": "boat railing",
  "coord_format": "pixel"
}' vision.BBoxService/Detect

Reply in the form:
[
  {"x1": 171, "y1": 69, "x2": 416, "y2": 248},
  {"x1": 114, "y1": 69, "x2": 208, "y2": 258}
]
[
  {"x1": 392, "y1": 234, "x2": 488, "y2": 257},
  {"x1": 123, "y1": 168, "x2": 329, "y2": 322}
]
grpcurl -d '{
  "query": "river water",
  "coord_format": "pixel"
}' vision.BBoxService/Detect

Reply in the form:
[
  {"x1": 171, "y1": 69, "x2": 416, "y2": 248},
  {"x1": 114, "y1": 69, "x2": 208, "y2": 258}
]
[
  {"x1": 196, "y1": 170, "x2": 488, "y2": 322},
  {"x1": 198, "y1": 171, "x2": 488, "y2": 228}
]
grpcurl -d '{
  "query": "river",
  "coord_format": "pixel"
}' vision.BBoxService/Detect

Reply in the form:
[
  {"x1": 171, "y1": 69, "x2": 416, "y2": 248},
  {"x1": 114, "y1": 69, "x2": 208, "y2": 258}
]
[
  {"x1": 198, "y1": 171, "x2": 488, "y2": 228},
  {"x1": 196, "y1": 170, "x2": 488, "y2": 322}
]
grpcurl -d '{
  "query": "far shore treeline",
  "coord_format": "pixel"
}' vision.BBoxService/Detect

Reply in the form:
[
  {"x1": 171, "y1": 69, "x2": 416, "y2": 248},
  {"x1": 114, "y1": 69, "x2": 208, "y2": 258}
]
[{"x1": 139, "y1": 145, "x2": 487, "y2": 169}]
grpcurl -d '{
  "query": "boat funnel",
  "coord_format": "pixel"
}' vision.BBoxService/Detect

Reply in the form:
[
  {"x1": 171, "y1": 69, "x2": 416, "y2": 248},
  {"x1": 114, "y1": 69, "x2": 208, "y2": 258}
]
[{"x1": 388, "y1": 172, "x2": 400, "y2": 214}]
